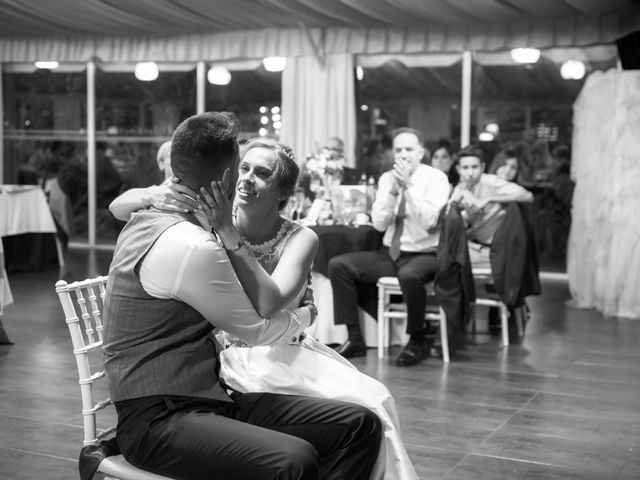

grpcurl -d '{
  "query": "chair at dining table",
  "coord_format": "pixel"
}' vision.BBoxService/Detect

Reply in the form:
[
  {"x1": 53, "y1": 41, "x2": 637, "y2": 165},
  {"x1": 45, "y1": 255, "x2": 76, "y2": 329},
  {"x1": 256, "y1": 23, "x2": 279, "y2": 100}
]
[
  {"x1": 471, "y1": 267, "x2": 525, "y2": 346},
  {"x1": 55, "y1": 276, "x2": 174, "y2": 480},
  {"x1": 376, "y1": 276, "x2": 450, "y2": 362}
]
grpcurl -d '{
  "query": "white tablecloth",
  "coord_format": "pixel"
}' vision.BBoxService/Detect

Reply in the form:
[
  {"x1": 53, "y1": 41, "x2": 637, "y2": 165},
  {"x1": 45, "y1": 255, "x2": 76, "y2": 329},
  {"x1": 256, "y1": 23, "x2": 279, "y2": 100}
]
[
  {"x1": 0, "y1": 186, "x2": 60, "y2": 311},
  {"x1": 0, "y1": 185, "x2": 57, "y2": 237}
]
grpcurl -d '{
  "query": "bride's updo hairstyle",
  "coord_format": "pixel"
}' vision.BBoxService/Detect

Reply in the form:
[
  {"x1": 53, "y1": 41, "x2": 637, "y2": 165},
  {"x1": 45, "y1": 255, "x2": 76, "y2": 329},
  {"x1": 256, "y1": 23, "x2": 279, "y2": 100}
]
[{"x1": 241, "y1": 138, "x2": 300, "y2": 211}]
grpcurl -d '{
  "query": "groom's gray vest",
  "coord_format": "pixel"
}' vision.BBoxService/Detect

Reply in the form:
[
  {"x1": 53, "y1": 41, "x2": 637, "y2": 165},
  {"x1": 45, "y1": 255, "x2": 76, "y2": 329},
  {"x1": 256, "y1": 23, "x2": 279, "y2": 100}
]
[{"x1": 103, "y1": 209, "x2": 229, "y2": 403}]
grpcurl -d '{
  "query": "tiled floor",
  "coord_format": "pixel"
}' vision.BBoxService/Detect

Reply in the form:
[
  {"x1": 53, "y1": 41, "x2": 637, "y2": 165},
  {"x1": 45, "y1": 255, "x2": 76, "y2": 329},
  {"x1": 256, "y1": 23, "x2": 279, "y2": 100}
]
[{"x1": 1, "y1": 248, "x2": 639, "y2": 479}]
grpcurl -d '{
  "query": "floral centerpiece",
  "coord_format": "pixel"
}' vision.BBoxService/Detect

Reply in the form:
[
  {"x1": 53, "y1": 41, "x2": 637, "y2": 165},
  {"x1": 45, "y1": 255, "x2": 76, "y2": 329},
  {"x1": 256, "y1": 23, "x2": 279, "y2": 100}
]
[{"x1": 304, "y1": 147, "x2": 346, "y2": 194}]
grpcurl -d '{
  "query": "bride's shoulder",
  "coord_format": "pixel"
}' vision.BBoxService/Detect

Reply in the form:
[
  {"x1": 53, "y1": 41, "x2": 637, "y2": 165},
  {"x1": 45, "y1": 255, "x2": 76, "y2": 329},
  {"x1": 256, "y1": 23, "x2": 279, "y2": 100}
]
[
  {"x1": 292, "y1": 222, "x2": 318, "y2": 244},
  {"x1": 279, "y1": 219, "x2": 318, "y2": 254},
  {"x1": 282, "y1": 218, "x2": 315, "y2": 238}
]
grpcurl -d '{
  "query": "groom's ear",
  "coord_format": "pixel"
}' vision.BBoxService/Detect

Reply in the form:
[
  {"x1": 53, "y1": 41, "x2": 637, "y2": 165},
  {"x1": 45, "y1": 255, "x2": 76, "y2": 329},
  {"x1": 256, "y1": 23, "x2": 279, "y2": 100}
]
[
  {"x1": 221, "y1": 168, "x2": 236, "y2": 201},
  {"x1": 221, "y1": 168, "x2": 231, "y2": 188}
]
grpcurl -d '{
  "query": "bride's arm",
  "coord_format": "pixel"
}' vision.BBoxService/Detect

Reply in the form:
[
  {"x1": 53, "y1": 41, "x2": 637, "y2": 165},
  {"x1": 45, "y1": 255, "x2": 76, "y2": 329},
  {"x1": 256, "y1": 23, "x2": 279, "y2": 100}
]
[
  {"x1": 108, "y1": 180, "x2": 198, "y2": 221},
  {"x1": 217, "y1": 220, "x2": 318, "y2": 319},
  {"x1": 200, "y1": 178, "x2": 318, "y2": 319}
]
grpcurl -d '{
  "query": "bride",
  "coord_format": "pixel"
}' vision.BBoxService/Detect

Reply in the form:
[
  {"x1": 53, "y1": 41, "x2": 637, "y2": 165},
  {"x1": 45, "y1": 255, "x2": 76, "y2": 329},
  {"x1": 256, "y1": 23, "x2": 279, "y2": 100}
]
[{"x1": 109, "y1": 138, "x2": 418, "y2": 480}]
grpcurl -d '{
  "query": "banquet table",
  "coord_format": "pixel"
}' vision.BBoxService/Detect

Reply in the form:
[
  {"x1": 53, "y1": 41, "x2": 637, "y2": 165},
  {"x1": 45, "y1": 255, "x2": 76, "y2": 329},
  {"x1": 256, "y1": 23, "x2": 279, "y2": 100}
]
[
  {"x1": 305, "y1": 224, "x2": 409, "y2": 347},
  {"x1": 0, "y1": 185, "x2": 61, "y2": 274}
]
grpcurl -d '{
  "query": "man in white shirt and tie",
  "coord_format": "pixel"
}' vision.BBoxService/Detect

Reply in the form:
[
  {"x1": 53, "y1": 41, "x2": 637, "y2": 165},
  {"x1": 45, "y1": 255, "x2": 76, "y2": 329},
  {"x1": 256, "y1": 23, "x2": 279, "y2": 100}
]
[{"x1": 329, "y1": 127, "x2": 450, "y2": 366}]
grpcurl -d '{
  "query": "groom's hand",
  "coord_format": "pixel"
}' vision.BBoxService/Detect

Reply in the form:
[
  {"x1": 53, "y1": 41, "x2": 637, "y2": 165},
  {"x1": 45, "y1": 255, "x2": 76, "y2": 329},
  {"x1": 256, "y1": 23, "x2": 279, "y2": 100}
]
[{"x1": 299, "y1": 282, "x2": 317, "y2": 326}]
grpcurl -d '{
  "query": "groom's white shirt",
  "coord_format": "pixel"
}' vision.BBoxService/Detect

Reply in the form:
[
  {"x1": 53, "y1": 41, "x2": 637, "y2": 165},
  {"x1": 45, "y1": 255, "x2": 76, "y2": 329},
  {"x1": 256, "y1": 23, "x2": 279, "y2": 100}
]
[{"x1": 139, "y1": 214, "x2": 310, "y2": 346}]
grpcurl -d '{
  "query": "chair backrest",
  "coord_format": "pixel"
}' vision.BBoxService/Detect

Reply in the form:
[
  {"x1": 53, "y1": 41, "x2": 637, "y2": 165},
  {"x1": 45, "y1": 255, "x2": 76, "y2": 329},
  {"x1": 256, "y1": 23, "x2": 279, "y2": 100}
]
[{"x1": 55, "y1": 276, "x2": 112, "y2": 446}]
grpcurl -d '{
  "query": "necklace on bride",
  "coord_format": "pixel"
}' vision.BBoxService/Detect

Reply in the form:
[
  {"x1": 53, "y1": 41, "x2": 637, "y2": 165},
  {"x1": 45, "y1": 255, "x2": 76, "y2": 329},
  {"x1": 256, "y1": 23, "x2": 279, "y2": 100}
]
[
  {"x1": 244, "y1": 218, "x2": 302, "y2": 271},
  {"x1": 241, "y1": 217, "x2": 288, "y2": 267}
]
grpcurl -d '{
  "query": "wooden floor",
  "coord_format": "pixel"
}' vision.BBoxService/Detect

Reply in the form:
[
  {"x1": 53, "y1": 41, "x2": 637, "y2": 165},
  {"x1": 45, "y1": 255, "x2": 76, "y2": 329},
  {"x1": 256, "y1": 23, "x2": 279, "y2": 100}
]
[{"x1": 1, "y1": 248, "x2": 639, "y2": 480}]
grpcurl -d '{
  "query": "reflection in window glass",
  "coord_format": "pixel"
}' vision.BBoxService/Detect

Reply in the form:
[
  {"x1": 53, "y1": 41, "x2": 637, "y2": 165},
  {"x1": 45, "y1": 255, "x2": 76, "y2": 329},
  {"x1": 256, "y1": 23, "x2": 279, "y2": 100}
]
[
  {"x1": 205, "y1": 68, "x2": 282, "y2": 140},
  {"x1": 356, "y1": 60, "x2": 462, "y2": 180},
  {"x1": 3, "y1": 68, "x2": 88, "y2": 243},
  {"x1": 471, "y1": 53, "x2": 617, "y2": 271},
  {"x1": 94, "y1": 68, "x2": 197, "y2": 242}
]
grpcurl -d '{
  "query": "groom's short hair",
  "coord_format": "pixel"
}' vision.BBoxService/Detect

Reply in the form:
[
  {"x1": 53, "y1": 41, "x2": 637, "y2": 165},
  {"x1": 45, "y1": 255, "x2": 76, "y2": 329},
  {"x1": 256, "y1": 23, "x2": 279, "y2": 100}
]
[{"x1": 170, "y1": 112, "x2": 239, "y2": 189}]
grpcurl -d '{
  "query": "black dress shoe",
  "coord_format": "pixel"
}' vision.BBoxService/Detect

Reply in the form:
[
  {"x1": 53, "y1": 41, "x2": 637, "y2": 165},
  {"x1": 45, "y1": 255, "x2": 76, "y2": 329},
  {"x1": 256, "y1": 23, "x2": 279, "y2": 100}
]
[
  {"x1": 396, "y1": 337, "x2": 433, "y2": 366},
  {"x1": 335, "y1": 339, "x2": 367, "y2": 358}
]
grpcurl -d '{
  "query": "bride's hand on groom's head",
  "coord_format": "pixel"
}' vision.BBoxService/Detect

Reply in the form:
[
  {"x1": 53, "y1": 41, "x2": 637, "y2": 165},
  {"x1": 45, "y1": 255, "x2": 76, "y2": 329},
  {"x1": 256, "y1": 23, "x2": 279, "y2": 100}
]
[
  {"x1": 144, "y1": 183, "x2": 197, "y2": 213},
  {"x1": 167, "y1": 179, "x2": 199, "y2": 211}
]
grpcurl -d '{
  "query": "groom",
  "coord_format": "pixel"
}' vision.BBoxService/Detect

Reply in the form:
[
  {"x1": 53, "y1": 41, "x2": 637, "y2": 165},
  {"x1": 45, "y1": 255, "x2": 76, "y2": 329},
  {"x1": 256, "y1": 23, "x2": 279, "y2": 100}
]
[{"x1": 102, "y1": 112, "x2": 381, "y2": 480}]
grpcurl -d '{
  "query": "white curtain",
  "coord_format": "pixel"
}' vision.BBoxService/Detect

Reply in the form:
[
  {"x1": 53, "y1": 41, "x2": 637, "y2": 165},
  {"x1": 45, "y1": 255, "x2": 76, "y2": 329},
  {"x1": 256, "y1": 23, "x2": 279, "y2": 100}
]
[
  {"x1": 568, "y1": 69, "x2": 640, "y2": 319},
  {"x1": 281, "y1": 53, "x2": 356, "y2": 168}
]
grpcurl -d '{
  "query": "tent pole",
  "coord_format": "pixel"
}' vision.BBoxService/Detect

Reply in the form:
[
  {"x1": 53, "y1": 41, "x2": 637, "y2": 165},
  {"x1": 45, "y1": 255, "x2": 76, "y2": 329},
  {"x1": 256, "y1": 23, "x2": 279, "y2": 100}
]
[
  {"x1": 87, "y1": 59, "x2": 96, "y2": 246},
  {"x1": 0, "y1": 64, "x2": 3, "y2": 185},
  {"x1": 460, "y1": 50, "x2": 472, "y2": 148},
  {"x1": 197, "y1": 61, "x2": 205, "y2": 114}
]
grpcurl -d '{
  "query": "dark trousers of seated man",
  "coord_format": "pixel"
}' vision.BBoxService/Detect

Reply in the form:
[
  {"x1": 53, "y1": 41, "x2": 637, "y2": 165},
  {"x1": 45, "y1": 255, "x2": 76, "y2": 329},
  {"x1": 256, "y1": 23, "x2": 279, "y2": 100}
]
[
  {"x1": 329, "y1": 248, "x2": 438, "y2": 339},
  {"x1": 115, "y1": 391, "x2": 382, "y2": 480}
]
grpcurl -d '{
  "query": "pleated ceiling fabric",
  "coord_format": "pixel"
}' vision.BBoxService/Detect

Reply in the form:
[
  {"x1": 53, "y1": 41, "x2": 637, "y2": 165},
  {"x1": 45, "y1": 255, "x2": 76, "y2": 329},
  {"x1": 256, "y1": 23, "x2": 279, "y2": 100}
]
[
  {"x1": 0, "y1": 0, "x2": 633, "y2": 38},
  {"x1": 0, "y1": 1, "x2": 637, "y2": 63}
]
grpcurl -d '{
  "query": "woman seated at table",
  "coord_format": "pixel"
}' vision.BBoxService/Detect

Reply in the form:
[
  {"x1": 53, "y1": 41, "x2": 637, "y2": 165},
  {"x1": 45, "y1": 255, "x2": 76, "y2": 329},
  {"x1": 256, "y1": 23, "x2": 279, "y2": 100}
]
[
  {"x1": 488, "y1": 148, "x2": 521, "y2": 183},
  {"x1": 428, "y1": 139, "x2": 457, "y2": 187},
  {"x1": 109, "y1": 138, "x2": 419, "y2": 480}
]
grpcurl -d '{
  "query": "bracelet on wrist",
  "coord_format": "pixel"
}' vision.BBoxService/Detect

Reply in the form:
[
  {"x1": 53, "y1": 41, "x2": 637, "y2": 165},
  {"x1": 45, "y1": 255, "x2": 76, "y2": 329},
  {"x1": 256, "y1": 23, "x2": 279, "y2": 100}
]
[{"x1": 224, "y1": 238, "x2": 245, "y2": 253}]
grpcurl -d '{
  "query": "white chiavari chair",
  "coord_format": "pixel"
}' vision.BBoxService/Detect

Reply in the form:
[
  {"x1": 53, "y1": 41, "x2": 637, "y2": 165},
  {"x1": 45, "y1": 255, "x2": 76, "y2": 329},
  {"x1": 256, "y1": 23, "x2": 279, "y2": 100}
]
[
  {"x1": 55, "y1": 276, "x2": 173, "y2": 480},
  {"x1": 376, "y1": 277, "x2": 450, "y2": 363}
]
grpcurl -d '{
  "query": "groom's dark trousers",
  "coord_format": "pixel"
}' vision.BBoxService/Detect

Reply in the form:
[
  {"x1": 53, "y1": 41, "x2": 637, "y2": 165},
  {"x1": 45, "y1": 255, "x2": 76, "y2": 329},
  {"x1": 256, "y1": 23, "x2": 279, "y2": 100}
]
[{"x1": 116, "y1": 391, "x2": 382, "y2": 480}]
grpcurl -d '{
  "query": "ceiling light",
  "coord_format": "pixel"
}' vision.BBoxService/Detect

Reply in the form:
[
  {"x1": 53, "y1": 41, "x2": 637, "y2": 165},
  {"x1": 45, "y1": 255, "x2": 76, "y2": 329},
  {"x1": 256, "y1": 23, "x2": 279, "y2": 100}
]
[
  {"x1": 259, "y1": 106, "x2": 267, "y2": 114},
  {"x1": 263, "y1": 56, "x2": 286, "y2": 72},
  {"x1": 271, "y1": 106, "x2": 280, "y2": 114},
  {"x1": 485, "y1": 123, "x2": 499, "y2": 135},
  {"x1": 34, "y1": 60, "x2": 59, "y2": 70},
  {"x1": 134, "y1": 62, "x2": 159, "y2": 81},
  {"x1": 510, "y1": 48, "x2": 540, "y2": 64},
  {"x1": 259, "y1": 128, "x2": 268, "y2": 137},
  {"x1": 360, "y1": 104, "x2": 369, "y2": 111},
  {"x1": 207, "y1": 66, "x2": 231, "y2": 85},
  {"x1": 560, "y1": 60, "x2": 586, "y2": 80},
  {"x1": 356, "y1": 66, "x2": 364, "y2": 81},
  {"x1": 478, "y1": 132, "x2": 494, "y2": 142}
]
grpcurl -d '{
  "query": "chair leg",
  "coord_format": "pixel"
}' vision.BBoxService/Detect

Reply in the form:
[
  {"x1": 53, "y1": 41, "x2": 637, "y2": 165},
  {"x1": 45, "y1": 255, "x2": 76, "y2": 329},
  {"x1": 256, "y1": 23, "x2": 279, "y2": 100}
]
[
  {"x1": 377, "y1": 287, "x2": 385, "y2": 359},
  {"x1": 469, "y1": 306, "x2": 477, "y2": 335},
  {"x1": 514, "y1": 306, "x2": 524, "y2": 337},
  {"x1": 54, "y1": 235, "x2": 65, "y2": 268},
  {"x1": 499, "y1": 303, "x2": 509, "y2": 346},
  {"x1": 438, "y1": 307, "x2": 449, "y2": 363}
]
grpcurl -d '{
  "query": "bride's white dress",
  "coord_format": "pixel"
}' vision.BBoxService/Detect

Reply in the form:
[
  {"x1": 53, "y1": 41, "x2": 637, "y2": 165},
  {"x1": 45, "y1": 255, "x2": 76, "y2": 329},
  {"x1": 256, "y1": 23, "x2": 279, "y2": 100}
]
[{"x1": 218, "y1": 218, "x2": 418, "y2": 480}]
